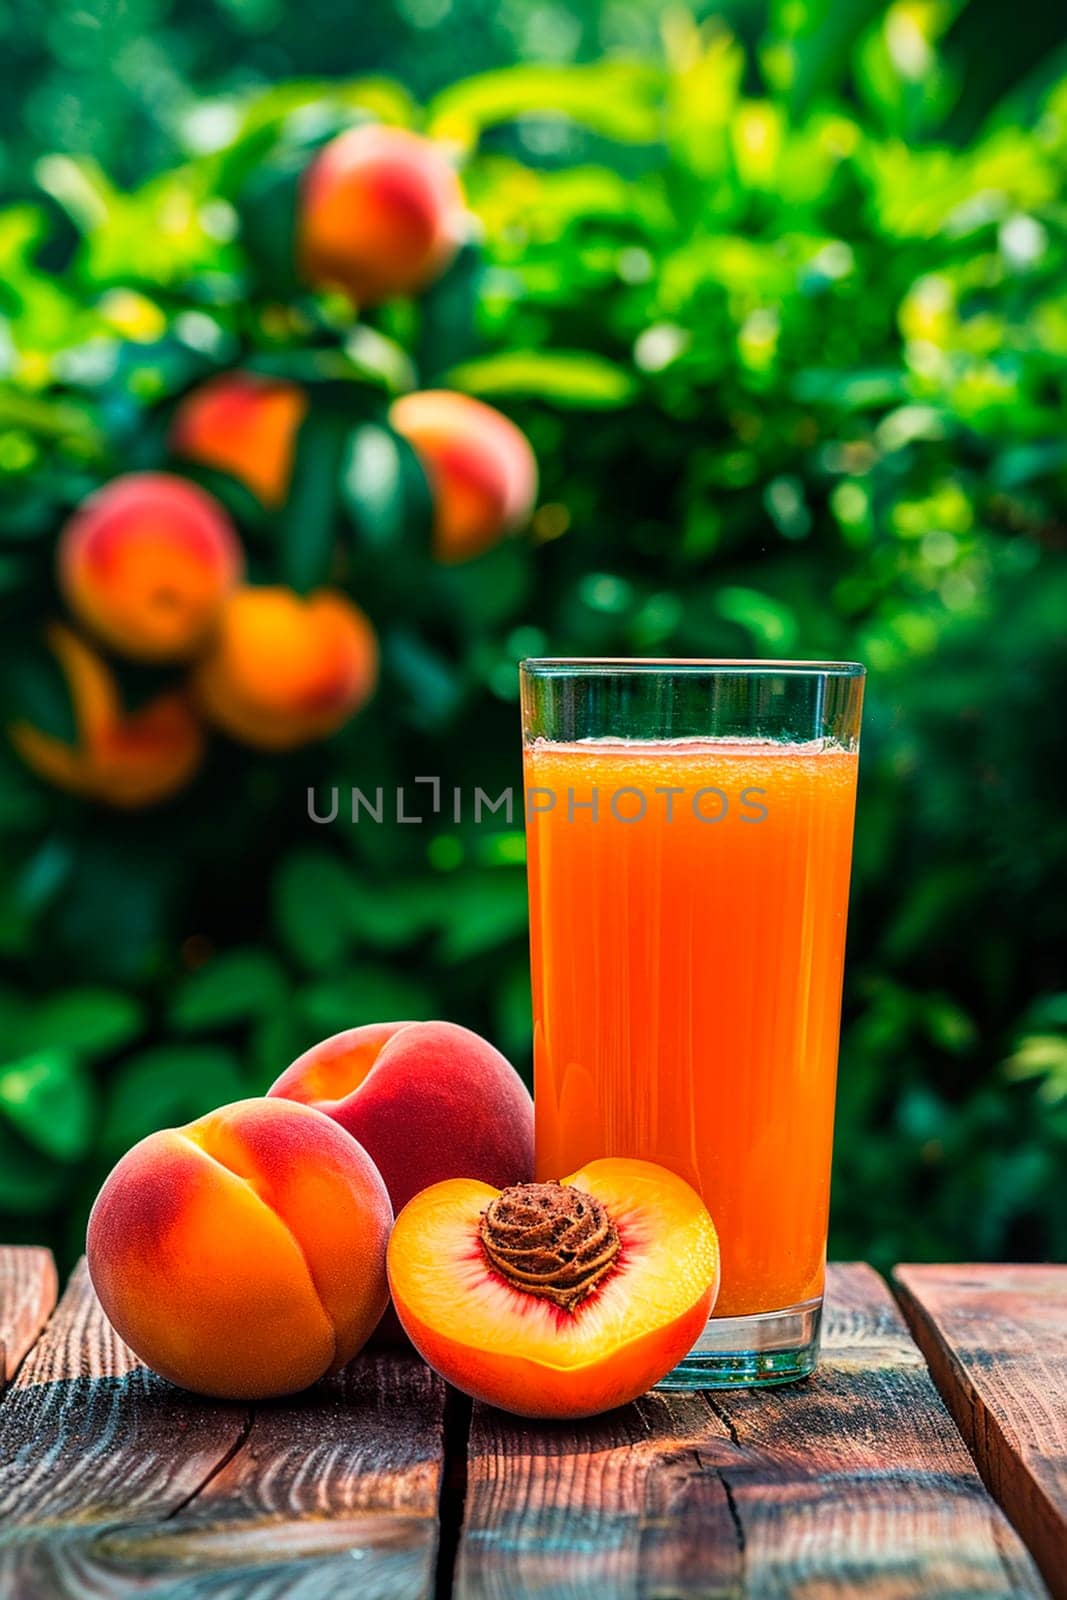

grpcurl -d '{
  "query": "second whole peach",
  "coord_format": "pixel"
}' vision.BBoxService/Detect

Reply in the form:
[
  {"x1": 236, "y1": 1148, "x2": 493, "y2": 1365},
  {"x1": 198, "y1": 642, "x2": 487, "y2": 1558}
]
[{"x1": 268, "y1": 1021, "x2": 534, "y2": 1217}]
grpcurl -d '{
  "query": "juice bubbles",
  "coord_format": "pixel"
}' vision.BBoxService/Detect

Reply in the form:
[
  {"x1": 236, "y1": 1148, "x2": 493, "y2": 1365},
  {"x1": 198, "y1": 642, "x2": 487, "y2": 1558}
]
[{"x1": 524, "y1": 737, "x2": 859, "y2": 1319}]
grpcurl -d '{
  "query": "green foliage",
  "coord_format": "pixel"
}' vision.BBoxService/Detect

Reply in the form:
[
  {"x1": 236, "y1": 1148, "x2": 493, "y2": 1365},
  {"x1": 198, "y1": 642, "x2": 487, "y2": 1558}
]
[{"x1": 0, "y1": 3, "x2": 1065, "y2": 1272}]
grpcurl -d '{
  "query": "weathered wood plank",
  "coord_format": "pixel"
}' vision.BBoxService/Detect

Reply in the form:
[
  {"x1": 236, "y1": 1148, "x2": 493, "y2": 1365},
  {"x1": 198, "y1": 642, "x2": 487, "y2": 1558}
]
[
  {"x1": 0, "y1": 1247, "x2": 56, "y2": 1385},
  {"x1": 0, "y1": 1259, "x2": 249, "y2": 1598},
  {"x1": 0, "y1": 1260, "x2": 447, "y2": 1600},
  {"x1": 894, "y1": 1264, "x2": 1067, "y2": 1600},
  {"x1": 99, "y1": 1351, "x2": 448, "y2": 1600},
  {"x1": 456, "y1": 1262, "x2": 1048, "y2": 1599}
]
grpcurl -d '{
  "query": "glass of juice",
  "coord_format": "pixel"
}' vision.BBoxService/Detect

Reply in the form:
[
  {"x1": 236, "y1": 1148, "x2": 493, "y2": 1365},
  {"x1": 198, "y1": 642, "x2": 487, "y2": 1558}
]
[{"x1": 520, "y1": 659, "x2": 864, "y2": 1387}]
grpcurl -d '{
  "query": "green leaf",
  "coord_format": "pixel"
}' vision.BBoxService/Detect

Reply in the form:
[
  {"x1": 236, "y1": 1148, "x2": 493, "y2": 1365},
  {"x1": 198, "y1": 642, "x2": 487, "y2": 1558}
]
[
  {"x1": 383, "y1": 629, "x2": 465, "y2": 729},
  {"x1": 1020, "y1": 994, "x2": 1067, "y2": 1031},
  {"x1": 341, "y1": 423, "x2": 433, "y2": 557},
  {"x1": 343, "y1": 874, "x2": 447, "y2": 949},
  {"x1": 35, "y1": 153, "x2": 116, "y2": 232},
  {"x1": 791, "y1": 368, "x2": 907, "y2": 409},
  {"x1": 220, "y1": 78, "x2": 417, "y2": 162},
  {"x1": 446, "y1": 350, "x2": 637, "y2": 409},
  {"x1": 344, "y1": 325, "x2": 417, "y2": 394},
  {"x1": 0, "y1": 1048, "x2": 94, "y2": 1162},
  {"x1": 427, "y1": 62, "x2": 664, "y2": 145},
  {"x1": 101, "y1": 1045, "x2": 246, "y2": 1153},
  {"x1": 53, "y1": 838, "x2": 177, "y2": 983},
  {"x1": 248, "y1": 1006, "x2": 307, "y2": 1090},
  {"x1": 2, "y1": 632, "x2": 78, "y2": 746},
  {"x1": 921, "y1": 995, "x2": 978, "y2": 1055},
  {"x1": 774, "y1": 0, "x2": 888, "y2": 116},
  {"x1": 298, "y1": 968, "x2": 432, "y2": 1034},
  {"x1": 0, "y1": 1124, "x2": 71, "y2": 1214},
  {"x1": 416, "y1": 243, "x2": 483, "y2": 380},
  {"x1": 21, "y1": 988, "x2": 144, "y2": 1060},
  {"x1": 494, "y1": 961, "x2": 533, "y2": 1070},
  {"x1": 277, "y1": 408, "x2": 348, "y2": 592},
  {"x1": 992, "y1": 442, "x2": 1067, "y2": 489},
  {"x1": 169, "y1": 949, "x2": 287, "y2": 1031},
  {"x1": 274, "y1": 850, "x2": 355, "y2": 973},
  {"x1": 435, "y1": 871, "x2": 530, "y2": 963},
  {"x1": 0, "y1": 388, "x2": 101, "y2": 450},
  {"x1": 235, "y1": 150, "x2": 303, "y2": 295},
  {"x1": 714, "y1": 587, "x2": 798, "y2": 651}
]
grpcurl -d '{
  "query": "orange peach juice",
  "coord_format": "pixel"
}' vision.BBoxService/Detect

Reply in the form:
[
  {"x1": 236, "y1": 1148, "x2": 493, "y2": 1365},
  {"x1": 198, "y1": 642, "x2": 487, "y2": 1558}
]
[{"x1": 524, "y1": 737, "x2": 859, "y2": 1318}]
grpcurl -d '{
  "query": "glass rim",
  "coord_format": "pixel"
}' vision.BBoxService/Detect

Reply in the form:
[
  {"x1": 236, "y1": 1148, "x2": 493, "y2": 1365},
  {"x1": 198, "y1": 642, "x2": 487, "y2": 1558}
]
[{"x1": 521, "y1": 657, "x2": 865, "y2": 678}]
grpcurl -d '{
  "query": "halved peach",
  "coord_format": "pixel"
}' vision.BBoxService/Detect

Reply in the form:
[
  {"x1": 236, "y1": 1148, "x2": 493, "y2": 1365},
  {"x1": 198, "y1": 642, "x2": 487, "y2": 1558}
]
[{"x1": 387, "y1": 1158, "x2": 719, "y2": 1418}]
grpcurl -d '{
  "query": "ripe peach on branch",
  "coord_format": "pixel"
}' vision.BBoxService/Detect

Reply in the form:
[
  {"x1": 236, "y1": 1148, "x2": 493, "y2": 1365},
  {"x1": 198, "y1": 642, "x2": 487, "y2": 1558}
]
[
  {"x1": 8, "y1": 624, "x2": 203, "y2": 809},
  {"x1": 298, "y1": 124, "x2": 466, "y2": 306},
  {"x1": 170, "y1": 373, "x2": 308, "y2": 509},
  {"x1": 57, "y1": 473, "x2": 244, "y2": 662},
  {"x1": 193, "y1": 586, "x2": 378, "y2": 750},
  {"x1": 390, "y1": 390, "x2": 538, "y2": 562}
]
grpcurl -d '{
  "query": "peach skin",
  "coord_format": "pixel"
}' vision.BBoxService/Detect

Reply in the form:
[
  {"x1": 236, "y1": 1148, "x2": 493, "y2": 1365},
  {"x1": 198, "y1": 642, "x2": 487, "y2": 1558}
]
[
  {"x1": 87, "y1": 1097, "x2": 393, "y2": 1399},
  {"x1": 268, "y1": 1021, "x2": 534, "y2": 1216},
  {"x1": 389, "y1": 391, "x2": 537, "y2": 563},
  {"x1": 193, "y1": 586, "x2": 378, "y2": 750},
  {"x1": 171, "y1": 372, "x2": 308, "y2": 509},
  {"x1": 298, "y1": 124, "x2": 465, "y2": 306},
  {"x1": 57, "y1": 472, "x2": 244, "y2": 661},
  {"x1": 387, "y1": 1159, "x2": 720, "y2": 1418},
  {"x1": 8, "y1": 623, "x2": 203, "y2": 808}
]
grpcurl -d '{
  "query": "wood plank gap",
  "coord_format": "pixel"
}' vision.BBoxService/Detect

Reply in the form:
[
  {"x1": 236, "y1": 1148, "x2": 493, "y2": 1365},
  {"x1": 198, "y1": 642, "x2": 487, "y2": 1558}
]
[
  {"x1": 703, "y1": 1396, "x2": 747, "y2": 1563},
  {"x1": 435, "y1": 1386, "x2": 473, "y2": 1600},
  {"x1": 893, "y1": 1263, "x2": 1067, "y2": 1600},
  {"x1": 0, "y1": 1247, "x2": 58, "y2": 1390},
  {"x1": 454, "y1": 1262, "x2": 1048, "y2": 1599}
]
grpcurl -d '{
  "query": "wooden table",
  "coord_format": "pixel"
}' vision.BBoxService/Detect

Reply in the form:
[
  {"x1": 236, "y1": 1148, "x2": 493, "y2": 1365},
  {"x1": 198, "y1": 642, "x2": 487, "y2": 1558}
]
[{"x1": 0, "y1": 1251, "x2": 1063, "y2": 1599}]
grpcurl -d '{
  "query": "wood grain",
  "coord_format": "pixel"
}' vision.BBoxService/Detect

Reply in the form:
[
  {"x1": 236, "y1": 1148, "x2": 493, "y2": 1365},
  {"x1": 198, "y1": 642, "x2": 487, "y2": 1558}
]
[
  {"x1": 894, "y1": 1264, "x2": 1067, "y2": 1600},
  {"x1": 0, "y1": 1247, "x2": 56, "y2": 1385},
  {"x1": 0, "y1": 1260, "x2": 446, "y2": 1600},
  {"x1": 455, "y1": 1262, "x2": 1048, "y2": 1599},
  {"x1": 101, "y1": 1350, "x2": 449, "y2": 1600}
]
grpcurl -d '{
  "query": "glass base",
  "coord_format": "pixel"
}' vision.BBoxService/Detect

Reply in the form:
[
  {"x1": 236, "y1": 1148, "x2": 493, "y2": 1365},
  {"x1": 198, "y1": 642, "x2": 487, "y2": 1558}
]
[{"x1": 657, "y1": 1298, "x2": 822, "y2": 1390}]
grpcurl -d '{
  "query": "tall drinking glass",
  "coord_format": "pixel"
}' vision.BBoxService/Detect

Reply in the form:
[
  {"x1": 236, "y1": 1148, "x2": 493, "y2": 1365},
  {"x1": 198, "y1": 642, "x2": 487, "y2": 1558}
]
[{"x1": 520, "y1": 659, "x2": 865, "y2": 1386}]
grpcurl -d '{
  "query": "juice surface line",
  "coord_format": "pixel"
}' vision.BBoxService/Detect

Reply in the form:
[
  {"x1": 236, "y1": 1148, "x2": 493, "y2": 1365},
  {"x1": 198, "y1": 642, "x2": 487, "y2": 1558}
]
[{"x1": 524, "y1": 736, "x2": 860, "y2": 1319}]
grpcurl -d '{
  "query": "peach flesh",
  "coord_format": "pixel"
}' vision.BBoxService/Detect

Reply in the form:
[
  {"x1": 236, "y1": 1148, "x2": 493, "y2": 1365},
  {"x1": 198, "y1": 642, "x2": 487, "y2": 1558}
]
[{"x1": 387, "y1": 1160, "x2": 720, "y2": 1418}]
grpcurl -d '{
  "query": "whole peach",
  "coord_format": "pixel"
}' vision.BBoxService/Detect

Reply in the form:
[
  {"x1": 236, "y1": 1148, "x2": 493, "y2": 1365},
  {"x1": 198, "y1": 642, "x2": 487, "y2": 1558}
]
[
  {"x1": 268, "y1": 1021, "x2": 534, "y2": 1216},
  {"x1": 298, "y1": 124, "x2": 465, "y2": 306},
  {"x1": 171, "y1": 372, "x2": 307, "y2": 509},
  {"x1": 87, "y1": 1098, "x2": 393, "y2": 1399},
  {"x1": 389, "y1": 391, "x2": 537, "y2": 563},
  {"x1": 193, "y1": 586, "x2": 378, "y2": 750},
  {"x1": 58, "y1": 472, "x2": 244, "y2": 661},
  {"x1": 8, "y1": 624, "x2": 203, "y2": 808}
]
